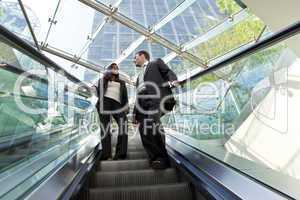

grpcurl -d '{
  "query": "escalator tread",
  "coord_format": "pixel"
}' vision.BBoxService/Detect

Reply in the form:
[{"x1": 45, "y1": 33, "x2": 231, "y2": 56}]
[
  {"x1": 89, "y1": 134, "x2": 194, "y2": 200},
  {"x1": 93, "y1": 168, "x2": 179, "y2": 187},
  {"x1": 89, "y1": 182, "x2": 193, "y2": 200},
  {"x1": 98, "y1": 159, "x2": 150, "y2": 172}
]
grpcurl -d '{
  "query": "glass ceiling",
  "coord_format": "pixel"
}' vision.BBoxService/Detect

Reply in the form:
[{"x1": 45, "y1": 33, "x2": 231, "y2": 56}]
[{"x1": 0, "y1": 0, "x2": 271, "y2": 85}]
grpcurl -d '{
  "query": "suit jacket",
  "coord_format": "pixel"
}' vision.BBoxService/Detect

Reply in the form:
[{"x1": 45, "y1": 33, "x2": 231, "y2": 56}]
[
  {"x1": 96, "y1": 78, "x2": 129, "y2": 112},
  {"x1": 133, "y1": 58, "x2": 177, "y2": 121}
]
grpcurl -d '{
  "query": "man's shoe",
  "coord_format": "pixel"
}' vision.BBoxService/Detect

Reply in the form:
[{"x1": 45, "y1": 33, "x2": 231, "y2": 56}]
[
  {"x1": 112, "y1": 156, "x2": 118, "y2": 160},
  {"x1": 113, "y1": 155, "x2": 127, "y2": 160},
  {"x1": 150, "y1": 160, "x2": 169, "y2": 170}
]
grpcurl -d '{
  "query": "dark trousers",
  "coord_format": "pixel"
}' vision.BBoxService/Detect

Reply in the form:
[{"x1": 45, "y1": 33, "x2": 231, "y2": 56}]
[
  {"x1": 99, "y1": 97, "x2": 128, "y2": 159},
  {"x1": 137, "y1": 98, "x2": 169, "y2": 162}
]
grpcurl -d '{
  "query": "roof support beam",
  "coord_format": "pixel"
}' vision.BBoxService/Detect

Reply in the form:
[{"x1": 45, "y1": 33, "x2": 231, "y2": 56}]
[
  {"x1": 78, "y1": 0, "x2": 207, "y2": 68},
  {"x1": 41, "y1": 44, "x2": 131, "y2": 83},
  {"x1": 41, "y1": 44, "x2": 104, "y2": 73},
  {"x1": 18, "y1": 0, "x2": 41, "y2": 51}
]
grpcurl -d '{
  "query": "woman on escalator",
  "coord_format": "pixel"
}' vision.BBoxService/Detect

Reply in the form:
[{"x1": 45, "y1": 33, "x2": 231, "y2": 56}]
[{"x1": 96, "y1": 63, "x2": 129, "y2": 160}]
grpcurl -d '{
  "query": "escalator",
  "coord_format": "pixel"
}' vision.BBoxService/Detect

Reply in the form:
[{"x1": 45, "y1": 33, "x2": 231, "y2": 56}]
[
  {"x1": 0, "y1": 6, "x2": 300, "y2": 199},
  {"x1": 88, "y1": 131, "x2": 195, "y2": 200}
]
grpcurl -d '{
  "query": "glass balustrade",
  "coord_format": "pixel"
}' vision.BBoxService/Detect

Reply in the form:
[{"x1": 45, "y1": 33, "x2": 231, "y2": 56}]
[
  {"x1": 0, "y1": 32, "x2": 100, "y2": 200},
  {"x1": 162, "y1": 34, "x2": 300, "y2": 198}
]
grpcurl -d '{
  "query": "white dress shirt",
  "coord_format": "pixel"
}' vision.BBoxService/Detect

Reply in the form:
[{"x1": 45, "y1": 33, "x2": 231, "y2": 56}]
[
  {"x1": 104, "y1": 81, "x2": 121, "y2": 103},
  {"x1": 137, "y1": 61, "x2": 149, "y2": 91}
]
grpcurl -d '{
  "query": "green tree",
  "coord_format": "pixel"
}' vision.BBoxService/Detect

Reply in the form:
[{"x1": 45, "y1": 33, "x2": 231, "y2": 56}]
[
  {"x1": 189, "y1": 0, "x2": 271, "y2": 89},
  {"x1": 195, "y1": 15, "x2": 265, "y2": 63},
  {"x1": 216, "y1": 0, "x2": 241, "y2": 15},
  {"x1": 0, "y1": 7, "x2": 3, "y2": 17}
]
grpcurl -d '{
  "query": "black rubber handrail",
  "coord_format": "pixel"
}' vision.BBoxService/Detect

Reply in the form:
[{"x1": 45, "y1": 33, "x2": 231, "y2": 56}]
[
  {"x1": 0, "y1": 63, "x2": 48, "y2": 84},
  {"x1": 0, "y1": 63, "x2": 91, "y2": 98},
  {"x1": 179, "y1": 20, "x2": 300, "y2": 85}
]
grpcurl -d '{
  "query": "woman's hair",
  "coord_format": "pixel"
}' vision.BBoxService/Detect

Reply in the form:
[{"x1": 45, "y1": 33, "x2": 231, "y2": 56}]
[
  {"x1": 103, "y1": 63, "x2": 119, "y2": 81},
  {"x1": 102, "y1": 63, "x2": 120, "y2": 93}
]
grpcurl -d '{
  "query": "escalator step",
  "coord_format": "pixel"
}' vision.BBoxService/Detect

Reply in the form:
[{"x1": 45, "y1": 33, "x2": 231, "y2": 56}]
[
  {"x1": 89, "y1": 182, "x2": 193, "y2": 200},
  {"x1": 128, "y1": 142, "x2": 143, "y2": 147},
  {"x1": 127, "y1": 148, "x2": 146, "y2": 154},
  {"x1": 113, "y1": 146, "x2": 145, "y2": 153},
  {"x1": 128, "y1": 145, "x2": 144, "y2": 151},
  {"x1": 93, "y1": 168, "x2": 178, "y2": 187},
  {"x1": 99, "y1": 159, "x2": 150, "y2": 172},
  {"x1": 127, "y1": 151, "x2": 148, "y2": 159},
  {"x1": 128, "y1": 139, "x2": 142, "y2": 144}
]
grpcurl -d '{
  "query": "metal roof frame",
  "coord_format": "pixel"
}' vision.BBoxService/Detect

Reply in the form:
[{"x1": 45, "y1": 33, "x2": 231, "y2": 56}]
[
  {"x1": 78, "y1": 0, "x2": 207, "y2": 68},
  {"x1": 113, "y1": 0, "x2": 197, "y2": 65},
  {"x1": 41, "y1": 44, "x2": 132, "y2": 83}
]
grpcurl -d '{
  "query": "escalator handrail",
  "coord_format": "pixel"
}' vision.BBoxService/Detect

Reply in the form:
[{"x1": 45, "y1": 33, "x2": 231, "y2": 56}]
[
  {"x1": 179, "y1": 20, "x2": 300, "y2": 85},
  {"x1": 0, "y1": 126, "x2": 74, "y2": 152},
  {"x1": 0, "y1": 63, "x2": 91, "y2": 98}
]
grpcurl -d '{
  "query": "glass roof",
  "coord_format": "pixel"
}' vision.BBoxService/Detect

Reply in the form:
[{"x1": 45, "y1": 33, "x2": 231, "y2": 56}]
[
  {"x1": 117, "y1": 0, "x2": 186, "y2": 28},
  {"x1": 0, "y1": 0, "x2": 272, "y2": 84},
  {"x1": 45, "y1": 0, "x2": 103, "y2": 56},
  {"x1": 157, "y1": 0, "x2": 228, "y2": 45},
  {"x1": 0, "y1": 0, "x2": 37, "y2": 43}
]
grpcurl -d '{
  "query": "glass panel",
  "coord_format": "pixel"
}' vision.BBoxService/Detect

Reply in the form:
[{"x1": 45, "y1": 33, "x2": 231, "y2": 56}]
[
  {"x1": 44, "y1": 52, "x2": 100, "y2": 84},
  {"x1": 165, "y1": 42, "x2": 286, "y2": 137},
  {"x1": 46, "y1": 0, "x2": 106, "y2": 56},
  {"x1": 21, "y1": 0, "x2": 61, "y2": 43},
  {"x1": 42, "y1": 0, "x2": 143, "y2": 79},
  {"x1": 117, "y1": 0, "x2": 185, "y2": 28},
  {"x1": 168, "y1": 56, "x2": 199, "y2": 75},
  {"x1": 0, "y1": 41, "x2": 46, "y2": 73},
  {"x1": 86, "y1": 22, "x2": 141, "y2": 69},
  {"x1": 0, "y1": 0, "x2": 35, "y2": 43},
  {"x1": 158, "y1": 0, "x2": 238, "y2": 45},
  {"x1": 0, "y1": 35, "x2": 100, "y2": 199},
  {"x1": 189, "y1": 14, "x2": 266, "y2": 63},
  {"x1": 162, "y1": 35, "x2": 300, "y2": 197}
]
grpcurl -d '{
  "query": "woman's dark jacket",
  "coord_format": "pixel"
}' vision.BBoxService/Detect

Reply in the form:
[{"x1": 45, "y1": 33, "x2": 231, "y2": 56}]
[{"x1": 95, "y1": 78, "x2": 129, "y2": 112}]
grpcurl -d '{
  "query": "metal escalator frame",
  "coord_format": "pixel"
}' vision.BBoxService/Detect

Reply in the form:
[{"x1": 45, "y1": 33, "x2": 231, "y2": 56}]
[
  {"x1": 0, "y1": 128, "x2": 98, "y2": 199},
  {"x1": 166, "y1": 133, "x2": 294, "y2": 200}
]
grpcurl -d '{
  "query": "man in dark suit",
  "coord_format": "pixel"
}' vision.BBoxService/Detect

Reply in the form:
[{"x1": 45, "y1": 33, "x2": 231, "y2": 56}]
[{"x1": 133, "y1": 50, "x2": 178, "y2": 170}]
